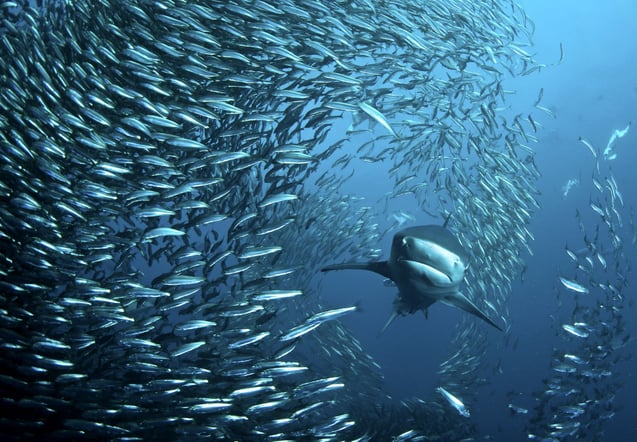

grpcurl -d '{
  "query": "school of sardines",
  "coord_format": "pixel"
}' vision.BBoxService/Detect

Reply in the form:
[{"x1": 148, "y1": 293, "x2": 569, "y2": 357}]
[
  {"x1": 522, "y1": 136, "x2": 634, "y2": 441},
  {"x1": 1, "y1": 0, "x2": 622, "y2": 440}
]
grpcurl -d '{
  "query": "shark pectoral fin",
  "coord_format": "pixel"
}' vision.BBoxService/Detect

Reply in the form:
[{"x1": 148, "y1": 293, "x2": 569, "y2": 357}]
[
  {"x1": 321, "y1": 261, "x2": 393, "y2": 280},
  {"x1": 378, "y1": 311, "x2": 399, "y2": 336},
  {"x1": 442, "y1": 292, "x2": 503, "y2": 331}
]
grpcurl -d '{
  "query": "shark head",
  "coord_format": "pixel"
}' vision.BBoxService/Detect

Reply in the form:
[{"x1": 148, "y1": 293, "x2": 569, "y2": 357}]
[
  {"x1": 392, "y1": 227, "x2": 468, "y2": 289},
  {"x1": 388, "y1": 226, "x2": 469, "y2": 310}
]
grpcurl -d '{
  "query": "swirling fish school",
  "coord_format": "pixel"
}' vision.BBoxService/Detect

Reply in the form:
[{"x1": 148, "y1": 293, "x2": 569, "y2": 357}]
[{"x1": 0, "y1": 0, "x2": 541, "y2": 440}]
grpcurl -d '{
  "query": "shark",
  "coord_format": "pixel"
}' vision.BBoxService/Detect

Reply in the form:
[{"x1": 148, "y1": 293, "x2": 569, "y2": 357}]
[{"x1": 321, "y1": 224, "x2": 503, "y2": 333}]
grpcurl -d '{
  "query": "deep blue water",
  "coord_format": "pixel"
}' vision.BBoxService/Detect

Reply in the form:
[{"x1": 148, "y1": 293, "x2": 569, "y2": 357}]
[{"x1": 321, "y1": 0, "x2": 637, "y2": 439}]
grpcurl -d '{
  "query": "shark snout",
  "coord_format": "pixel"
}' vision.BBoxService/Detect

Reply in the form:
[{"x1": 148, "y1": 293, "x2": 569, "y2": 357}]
[{"x1": 398, "y1": 258, "x2": 455, "y2": 287}]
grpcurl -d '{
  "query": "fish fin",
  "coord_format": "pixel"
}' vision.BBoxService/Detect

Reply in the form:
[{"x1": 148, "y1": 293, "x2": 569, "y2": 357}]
[
  {"x1": 442, "y1": 212, "x2": 452, "y2": 228},
  {"x1": 441, "y1": 292, "x2": 502, "y2": 331},
  {"x1": 321, "y1": 261, "x2": 393, "y2": 280},
  {"x1": 378, "y1": 311, "x2": 399, "y2": 335}
]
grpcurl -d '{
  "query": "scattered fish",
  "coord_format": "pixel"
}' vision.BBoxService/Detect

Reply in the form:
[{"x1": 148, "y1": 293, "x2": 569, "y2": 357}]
[
  {"x1": 602, "y1": 123, "x2": 630, "y2": 160},
  {"x1": 559, "y1": 277, "x2": 590, "y2": 294},
  {"x1": 561, "y1": 178, "x2": 579, "y2": 198},
  {"x1": 437, "y1": 386, "x2": 471, "y2": 418},
  {"x1": 528, "y1": 125, "x2": 631, "y2": 440},
  {"x1": 358, "y1": 101, "x2": 398, "y2": 138}
]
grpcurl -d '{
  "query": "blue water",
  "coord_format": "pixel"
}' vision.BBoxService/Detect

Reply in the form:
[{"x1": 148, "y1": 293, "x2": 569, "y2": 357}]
[
  {"x1": 2, "y1": 1, "x2": 635, "y2": 439},
  {"x1": 322, "y1": 0, "x2": 637, "y2": 439}
]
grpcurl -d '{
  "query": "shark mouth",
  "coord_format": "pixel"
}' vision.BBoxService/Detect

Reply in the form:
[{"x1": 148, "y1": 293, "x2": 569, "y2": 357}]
[{"x1": 398, "y1": 259, "x2": 455, "y2": 287}]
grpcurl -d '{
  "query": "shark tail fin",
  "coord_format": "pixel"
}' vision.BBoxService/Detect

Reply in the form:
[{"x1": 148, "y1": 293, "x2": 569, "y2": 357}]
[
  {"x1": 442, "y1": 292, "x2": 503, "y2": 331},
  {"x1": 378, "y1": 311, "x2": 399, "y2": 336},
  {"x1": 321, "y1": 261, "x2": 393, "y2": 280}
]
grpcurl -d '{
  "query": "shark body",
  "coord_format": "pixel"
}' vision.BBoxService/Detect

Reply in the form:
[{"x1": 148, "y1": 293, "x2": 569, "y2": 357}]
[{"x1": 321, "y1": 225, "x2": 502, "y2": 332}]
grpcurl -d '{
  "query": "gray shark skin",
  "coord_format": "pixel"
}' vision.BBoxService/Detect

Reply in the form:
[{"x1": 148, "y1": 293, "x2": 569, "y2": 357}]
[{"x1": 321, "y1": 225, "x2": 503, "y2": 332}]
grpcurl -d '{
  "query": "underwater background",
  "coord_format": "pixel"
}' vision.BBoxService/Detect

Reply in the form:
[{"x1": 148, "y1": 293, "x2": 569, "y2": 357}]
[{"x1": 1, "y1": 0, "x2": 635, "y2": 440}]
